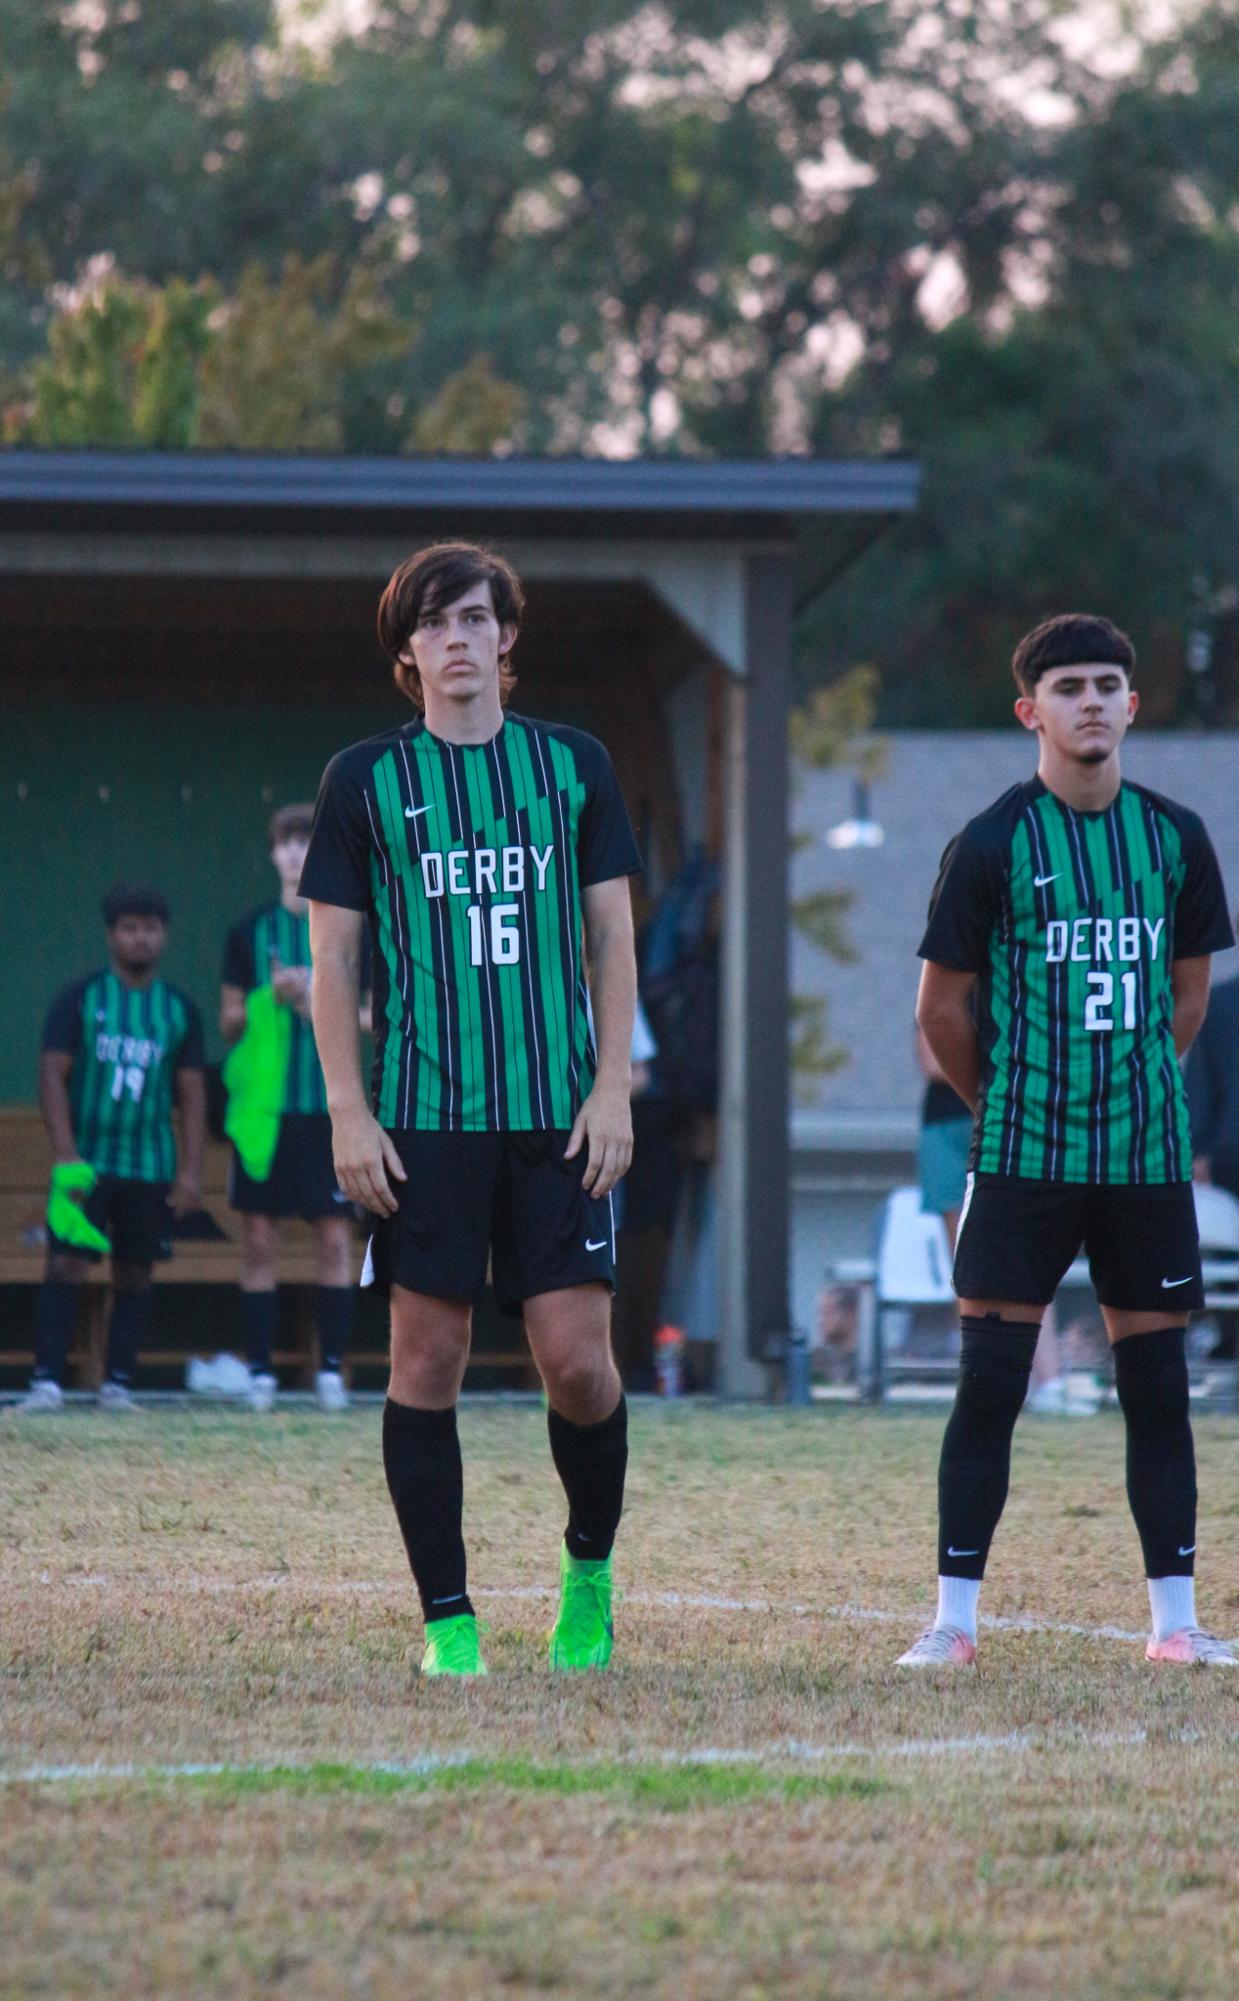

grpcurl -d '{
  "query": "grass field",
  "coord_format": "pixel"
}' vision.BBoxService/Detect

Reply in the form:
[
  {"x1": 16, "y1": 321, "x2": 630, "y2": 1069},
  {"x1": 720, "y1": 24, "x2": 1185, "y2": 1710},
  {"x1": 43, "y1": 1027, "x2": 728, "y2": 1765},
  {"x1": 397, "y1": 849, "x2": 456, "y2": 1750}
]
[{"x1": 3, "y1": 1398, "x2": 1239, "y2": 2000}]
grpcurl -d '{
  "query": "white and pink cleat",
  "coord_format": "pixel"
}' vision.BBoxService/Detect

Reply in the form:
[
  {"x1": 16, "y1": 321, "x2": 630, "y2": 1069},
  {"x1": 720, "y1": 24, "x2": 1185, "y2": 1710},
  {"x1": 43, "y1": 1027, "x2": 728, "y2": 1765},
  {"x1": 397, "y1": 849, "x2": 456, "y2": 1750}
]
[
  {"x1": 895, "y1": 1624, "x2": 978, "y2": 1668},
  {"x1": 1146, "y1": 1628, "x2": 1237, "y2": 1666}
]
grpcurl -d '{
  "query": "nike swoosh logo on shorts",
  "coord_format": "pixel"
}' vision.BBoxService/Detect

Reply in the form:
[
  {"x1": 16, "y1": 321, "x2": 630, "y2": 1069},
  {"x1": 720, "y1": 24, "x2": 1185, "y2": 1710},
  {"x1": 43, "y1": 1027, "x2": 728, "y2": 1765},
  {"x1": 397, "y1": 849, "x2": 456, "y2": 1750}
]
[
  {"x1": 946, "y1": 1547, "x2": 980, "y2": 1558},
  {"x1": 1161, "y1": 1275, "x2": 1193, "y2": 1288},
  {"x1": 405, "y1": 803, "x2": 433, "y2": 819},
  {"x1": 1033, "y1": 873, "x2": 1059, "y2": 888},
  {"x1": 585, "y1": 1238, "x2": 607, "y2": 1252}
]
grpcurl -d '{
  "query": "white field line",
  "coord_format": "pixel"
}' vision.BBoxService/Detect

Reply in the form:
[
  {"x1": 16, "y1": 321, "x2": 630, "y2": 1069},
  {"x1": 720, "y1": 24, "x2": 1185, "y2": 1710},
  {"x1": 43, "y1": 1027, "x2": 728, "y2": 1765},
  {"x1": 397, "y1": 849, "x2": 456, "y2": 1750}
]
[
  {"x1": 28, "y1": 1569, "x2": 1153, "y2": 1644},
  {"x1": 0, "y1": 1726, "x2": 1183, "y2": 1788}
]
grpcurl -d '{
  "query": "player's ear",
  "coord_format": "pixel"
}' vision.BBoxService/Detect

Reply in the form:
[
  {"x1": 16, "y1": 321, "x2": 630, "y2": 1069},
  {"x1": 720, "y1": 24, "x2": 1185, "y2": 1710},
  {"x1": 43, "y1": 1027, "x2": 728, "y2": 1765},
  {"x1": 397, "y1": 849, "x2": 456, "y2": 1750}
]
[
  {"x1": 497, "y1": 622, "x2": 517, "y2": 660},
  {"x1": 1014, "y1": 694, "x2": 1039, "y2": 732},
  {"x1": 1127, "y1": 687, "x2": 1140, "y2": 721}
]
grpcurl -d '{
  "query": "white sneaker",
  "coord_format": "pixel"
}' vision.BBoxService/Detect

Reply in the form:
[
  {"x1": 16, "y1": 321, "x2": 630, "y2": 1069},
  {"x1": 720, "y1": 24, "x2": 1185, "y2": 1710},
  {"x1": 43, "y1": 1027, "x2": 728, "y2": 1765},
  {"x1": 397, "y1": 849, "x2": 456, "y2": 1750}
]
[
  {"x1": 20, "y1": 1379, "x2": 64, "y2": 1413},
  {"x1": 98, "y1": 1381, "x2": 137, "y2": 1412},
  {"x1": 1146, "y1": 1627, "x2": 1238, "y2": 1666},
  {"x1": 895, "y1": 1623, "x2": 978, "y2": 1667},
  {"x1": 246, "y1": 1372, "x2": 277, "y2": 1413},
  {"x1": 315, "y1": 1369, "x2": 349, "y2": 1413}
]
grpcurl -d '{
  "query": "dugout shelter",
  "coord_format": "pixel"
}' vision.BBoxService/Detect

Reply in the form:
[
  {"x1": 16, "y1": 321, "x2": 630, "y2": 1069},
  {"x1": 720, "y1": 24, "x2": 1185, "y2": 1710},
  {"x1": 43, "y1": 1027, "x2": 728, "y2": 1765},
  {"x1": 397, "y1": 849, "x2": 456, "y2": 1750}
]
[{"x1": 1, "y1": 451, "x2": 917, "y2": 1396}]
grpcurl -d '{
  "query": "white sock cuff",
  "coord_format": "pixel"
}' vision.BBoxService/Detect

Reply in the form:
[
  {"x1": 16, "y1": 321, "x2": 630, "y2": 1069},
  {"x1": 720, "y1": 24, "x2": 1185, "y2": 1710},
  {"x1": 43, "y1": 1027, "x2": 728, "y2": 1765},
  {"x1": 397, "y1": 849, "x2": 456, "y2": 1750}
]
[
  {"x1": 936, "y1": 1574, "x2": 981, "y2": 1641},
  {"x1": 1148, "y1": 1574, "x2": 1196, "y2": 1642}
]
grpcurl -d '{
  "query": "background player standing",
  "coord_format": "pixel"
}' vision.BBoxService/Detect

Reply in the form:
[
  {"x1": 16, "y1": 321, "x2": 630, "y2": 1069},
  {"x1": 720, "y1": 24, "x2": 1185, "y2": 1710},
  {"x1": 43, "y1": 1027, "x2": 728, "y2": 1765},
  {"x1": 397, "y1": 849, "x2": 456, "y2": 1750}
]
[
  {"x1": 898, "y1": 614, "x2": 1236, "y2": 1668},
  {"x1": 22, "y1": 885, "x2": 205, "y2": 1411},
  {"x1": 221, "y1": 805, "x2": 371, "y2": 1413},
  {"x1": 301, "y1": 541, "x2": 640, "y2": 1676}
]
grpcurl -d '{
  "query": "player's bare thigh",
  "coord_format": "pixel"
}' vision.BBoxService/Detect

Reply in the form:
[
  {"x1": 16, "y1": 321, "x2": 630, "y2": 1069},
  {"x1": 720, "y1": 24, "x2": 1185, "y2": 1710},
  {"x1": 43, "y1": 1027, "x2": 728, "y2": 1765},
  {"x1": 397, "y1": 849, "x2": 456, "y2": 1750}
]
[{"x1": 389, "y1": 1285, "x2": 472, "y2": 1408}]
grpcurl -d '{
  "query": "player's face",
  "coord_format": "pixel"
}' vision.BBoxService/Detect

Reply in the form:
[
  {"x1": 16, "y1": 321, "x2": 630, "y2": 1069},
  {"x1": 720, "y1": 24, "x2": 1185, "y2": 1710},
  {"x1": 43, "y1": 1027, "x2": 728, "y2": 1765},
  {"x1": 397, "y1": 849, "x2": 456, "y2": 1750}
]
[
  {"x1": 271, "y1": 834, "x2": 309, "y2": 897},
  {"x1": 406, "y1": 582, "x2": 515, "y2": 707},
  {"x1": 107, "y1": 914, "x2": 167, "y2": 975},
  {"x1": 1015, "y1": 662, "x2": 1138, "y2": 764}
]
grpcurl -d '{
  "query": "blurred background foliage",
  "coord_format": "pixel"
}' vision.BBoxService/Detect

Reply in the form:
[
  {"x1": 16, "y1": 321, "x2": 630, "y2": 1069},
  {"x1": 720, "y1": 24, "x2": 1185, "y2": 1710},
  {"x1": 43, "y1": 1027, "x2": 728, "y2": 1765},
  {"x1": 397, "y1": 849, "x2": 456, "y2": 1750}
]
[{"x1": 3, "y1": 1, "x2": 1238, "y2": 720}]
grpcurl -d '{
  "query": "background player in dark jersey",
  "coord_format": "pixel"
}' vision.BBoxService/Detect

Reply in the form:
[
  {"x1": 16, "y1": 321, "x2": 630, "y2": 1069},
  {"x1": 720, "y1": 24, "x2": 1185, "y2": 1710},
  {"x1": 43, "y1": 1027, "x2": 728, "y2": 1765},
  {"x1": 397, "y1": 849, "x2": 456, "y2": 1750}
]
[
  {"x1": 22, "y1": 885, "x2": 206, "y2": 1412},
  {"x1": 897, "y1": 614, "x2": 1236, "y2": 1668},
  {"x1": 302, "y1": 541, "x2": 640, "y2": 1677},
  {"x1": 221, "y1": 804, "x2": 371, "y2": 1414}
]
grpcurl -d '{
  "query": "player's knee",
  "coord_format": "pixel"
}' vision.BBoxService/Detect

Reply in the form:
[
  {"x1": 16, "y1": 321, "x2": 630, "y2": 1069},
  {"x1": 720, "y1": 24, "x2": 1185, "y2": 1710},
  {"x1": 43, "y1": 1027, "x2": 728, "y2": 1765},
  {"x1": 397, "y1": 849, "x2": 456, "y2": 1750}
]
[
  {"x1": 540, "y1": 1343, "x2": 615, "y2": 1420},
  {"x1": 389, "y1": 1308, "x2": 469, "y2": 1404},
  {"x1": 1113, "y1": 1326, "x2": 1189, "y2": 1423},
  {"x1": 45, "y1": 1252, "x2": 87, "y2": 1286}
]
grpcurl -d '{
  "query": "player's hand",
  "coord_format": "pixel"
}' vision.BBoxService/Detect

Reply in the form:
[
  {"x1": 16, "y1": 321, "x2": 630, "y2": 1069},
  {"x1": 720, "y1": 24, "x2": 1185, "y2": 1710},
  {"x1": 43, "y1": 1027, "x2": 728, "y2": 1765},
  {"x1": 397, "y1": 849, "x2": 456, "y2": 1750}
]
[
  {"x1": 565, "y1": 1081, "x2": 633, "y2": 1200},
  {"x1": 331, "y1": 1105, "x2": 407, "y2": 1217},
  {"x1": 169, "y1": 1175, "x2": 203, "y2": 1217}
]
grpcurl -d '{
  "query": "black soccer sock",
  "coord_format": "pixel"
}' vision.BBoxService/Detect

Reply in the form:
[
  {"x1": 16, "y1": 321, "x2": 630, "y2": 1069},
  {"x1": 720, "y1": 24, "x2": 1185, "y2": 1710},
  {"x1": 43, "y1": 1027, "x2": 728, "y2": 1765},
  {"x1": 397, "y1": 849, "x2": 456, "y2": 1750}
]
[
  {"x1": 32, "y1": 1281, "x2": 80, "y2": 1386},
  {"x1": 315, "y1": 1286, "x2": 354, "y2": 1374},
  {"x1": 105, "y1": 1288, "x2": 152, "y2": 1387},
  {"x1": 937, "y1": 1316, "x2": 1039, "y2": 1580},
  {"x1": 382, "y1": 1399, "x2": 473, "y2": 1624},
  {"x1": 547, "y1": 1395, "x2": 628, "y2": 1562},
  {"x1": 1113, "y1": 1327, "x2": 1197, "y2": 1578},
  {"x1": 241, "y1": 1290, "x2": 277, "y2": 1375}
]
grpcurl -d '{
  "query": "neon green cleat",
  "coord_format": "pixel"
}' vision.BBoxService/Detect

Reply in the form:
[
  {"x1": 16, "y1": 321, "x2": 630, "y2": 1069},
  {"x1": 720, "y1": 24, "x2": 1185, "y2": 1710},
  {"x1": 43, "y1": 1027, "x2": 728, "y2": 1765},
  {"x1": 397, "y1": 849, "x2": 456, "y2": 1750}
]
[
  {"x1": 548, "y1": 1544, "x2": 614, "y2": 1672},
  {"x1": 420, "y1": 1612, "x2": 488, "y2": 1677}
]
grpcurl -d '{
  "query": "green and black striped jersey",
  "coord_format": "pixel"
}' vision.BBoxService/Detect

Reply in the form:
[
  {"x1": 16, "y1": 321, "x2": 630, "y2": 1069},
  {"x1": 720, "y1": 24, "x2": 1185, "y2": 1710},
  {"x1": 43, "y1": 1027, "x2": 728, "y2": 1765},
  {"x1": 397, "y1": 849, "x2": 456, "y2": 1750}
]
[
  {"x1": 43, "y1": 970, "x2": 206, "y2": 1182},
  {"x1": 222, "y1": 903, "x2": 370, "y2": 1116},
  {"x1": 300, "y1": 713, "x2": 641, "y2": 1132},
  {"x1": 919, "y1": 778, "x2": 1233, "y2": 1185}
]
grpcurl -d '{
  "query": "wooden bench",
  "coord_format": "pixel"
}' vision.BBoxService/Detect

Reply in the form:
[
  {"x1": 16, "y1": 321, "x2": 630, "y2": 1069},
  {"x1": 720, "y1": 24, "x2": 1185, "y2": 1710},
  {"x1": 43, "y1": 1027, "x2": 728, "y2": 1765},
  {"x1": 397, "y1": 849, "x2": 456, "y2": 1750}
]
[{"x1": 0, "y1": 1107, "x2": 535, "y2": 1389}]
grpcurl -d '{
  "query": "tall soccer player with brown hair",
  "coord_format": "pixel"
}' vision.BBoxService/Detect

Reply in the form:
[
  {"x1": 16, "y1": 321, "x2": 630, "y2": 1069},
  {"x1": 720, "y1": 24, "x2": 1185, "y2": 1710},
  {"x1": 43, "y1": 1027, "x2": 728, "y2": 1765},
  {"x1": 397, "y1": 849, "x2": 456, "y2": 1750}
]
[
  {"x1": 897, "y1": 614, "x2": 1236, "y2": 1669},
  {"x1": 301, "y1": 542, "x2": 640, "y2": 1676}
]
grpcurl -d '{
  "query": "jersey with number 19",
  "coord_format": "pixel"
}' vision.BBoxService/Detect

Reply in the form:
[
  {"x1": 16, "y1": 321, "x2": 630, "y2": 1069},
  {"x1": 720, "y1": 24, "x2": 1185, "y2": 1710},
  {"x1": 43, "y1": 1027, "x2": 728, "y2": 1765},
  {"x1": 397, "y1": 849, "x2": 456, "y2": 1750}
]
[
  {"x1": 300, "y1": 714, "x2": 642, "y2": 1133},
  {"x1": 920, "y1": 777, "x2": 1233, "y2": 1185}
]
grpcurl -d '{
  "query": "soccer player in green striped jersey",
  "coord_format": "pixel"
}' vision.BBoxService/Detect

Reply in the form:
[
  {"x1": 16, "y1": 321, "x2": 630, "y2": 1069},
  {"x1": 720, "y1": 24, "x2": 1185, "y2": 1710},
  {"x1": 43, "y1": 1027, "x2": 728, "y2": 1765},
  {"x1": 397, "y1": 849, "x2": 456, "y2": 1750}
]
[
  {"x1": 302, "y1": 542, "x2": 640, "y2": 1675},
  {"x1": 22, "y1": 885, "x2": 206, "y2": 1412},
  {"x1": 896, "y1": 615, "x2": 1237, "y2": 1669},
  {"x1": 221, "y1": 804, "x2": 372, "y2": 1414}
]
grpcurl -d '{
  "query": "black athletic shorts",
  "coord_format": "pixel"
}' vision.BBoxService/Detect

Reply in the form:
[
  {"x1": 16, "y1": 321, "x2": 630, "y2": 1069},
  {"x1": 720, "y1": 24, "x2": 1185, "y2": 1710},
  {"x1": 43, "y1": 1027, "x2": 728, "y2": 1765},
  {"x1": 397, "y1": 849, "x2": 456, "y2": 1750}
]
[
  {"x1": 953, "y1": 1174, "x2": 1203, "y2": 1312},
  {"x1": 229, "y1": 1112, "x2": 352, "y2": 1222},
  {"x1": 49, "y1": 1175, "x2": 173, "y2": 1267},
  {"x1": 361, "y1": 1130, "x2": 617, "y2": 1316}
]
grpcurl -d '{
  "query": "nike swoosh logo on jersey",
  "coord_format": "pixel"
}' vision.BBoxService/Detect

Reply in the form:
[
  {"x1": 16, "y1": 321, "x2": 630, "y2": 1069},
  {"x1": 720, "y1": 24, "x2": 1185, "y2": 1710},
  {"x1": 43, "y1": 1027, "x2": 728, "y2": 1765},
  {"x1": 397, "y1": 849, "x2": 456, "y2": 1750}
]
[
  {"x1": 1033, "y1": 873, "x2": 1059, "y2": 888},
  {"x1": 946, "y1": 1546, "x2": 980, "y2": 1558},
  {"x1": 1161, "y1": 1275, "x2": 1193, "y2": 1288},
  {"x1": 585, "y1": 1238, "x2": 608, "y2": 1252},
  {"x1": 405, "y1": 803, "x2": 434, "y2": 819}
]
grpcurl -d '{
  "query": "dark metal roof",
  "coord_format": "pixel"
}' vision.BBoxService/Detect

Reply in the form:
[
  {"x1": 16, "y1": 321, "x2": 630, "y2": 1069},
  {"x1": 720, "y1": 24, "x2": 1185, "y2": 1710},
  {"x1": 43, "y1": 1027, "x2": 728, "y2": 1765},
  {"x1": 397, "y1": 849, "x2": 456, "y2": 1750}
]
[{"x1": 0, "y1": 449, "x2": 918, "y2": 520}]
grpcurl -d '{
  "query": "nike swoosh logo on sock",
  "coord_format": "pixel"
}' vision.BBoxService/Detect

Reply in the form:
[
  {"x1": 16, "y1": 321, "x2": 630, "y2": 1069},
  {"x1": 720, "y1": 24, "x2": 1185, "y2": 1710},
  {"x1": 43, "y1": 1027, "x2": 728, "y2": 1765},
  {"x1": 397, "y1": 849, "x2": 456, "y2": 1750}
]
[{"x1": 946, "y1": 1547, "x2": 980, "y2": 1558}]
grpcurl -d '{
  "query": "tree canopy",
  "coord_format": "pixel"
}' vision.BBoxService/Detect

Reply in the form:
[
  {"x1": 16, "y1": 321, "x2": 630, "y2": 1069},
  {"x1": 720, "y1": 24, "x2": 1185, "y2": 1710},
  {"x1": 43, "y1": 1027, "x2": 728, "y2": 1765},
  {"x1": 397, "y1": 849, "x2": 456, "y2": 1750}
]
[{"x1": 3, "y1": 1, "x2": 1238, "y2": 717}]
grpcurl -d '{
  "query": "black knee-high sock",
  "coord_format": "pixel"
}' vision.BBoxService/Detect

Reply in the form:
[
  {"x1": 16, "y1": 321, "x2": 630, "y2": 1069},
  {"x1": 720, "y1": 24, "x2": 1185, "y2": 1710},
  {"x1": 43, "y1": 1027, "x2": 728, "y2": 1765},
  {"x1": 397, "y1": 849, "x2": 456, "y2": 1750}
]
[
  {"x1": 241, "y1": 1290, "x2": 277, "y2": 1374},
  {"x1": 938, "y1": 1317, "x2": 1039, "y2": 1580},
  {"x1": 105, "y1": 1289, "x2": 152, "y2": 1387},
  {"x1": 1113, "y1": 1327, "x2": 1197, "y2": 1577},
  {"x1": 32, "y1": 1281, "x2": 80, "y2": 1385},
  {"x1": 547, "y1": 1395, "x2": 628, "y2": 1561},
  {"x1": 315, "y1": 1286, "x2": 354, "y2": 1373},
  {"x1": 382, "y1": 1399, "x2": 473, "y2": 1623}
]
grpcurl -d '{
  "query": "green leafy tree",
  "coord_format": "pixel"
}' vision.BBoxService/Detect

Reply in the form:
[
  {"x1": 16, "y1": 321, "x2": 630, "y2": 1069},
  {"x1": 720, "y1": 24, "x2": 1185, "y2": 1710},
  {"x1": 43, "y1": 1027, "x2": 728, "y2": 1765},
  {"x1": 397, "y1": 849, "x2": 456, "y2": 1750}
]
[
  {"x1": 196, "y1": 255, "x2": 409, "y2": 449},
  {"x1": 410, "y1": 355, "x2": 528, "y2": 454}
]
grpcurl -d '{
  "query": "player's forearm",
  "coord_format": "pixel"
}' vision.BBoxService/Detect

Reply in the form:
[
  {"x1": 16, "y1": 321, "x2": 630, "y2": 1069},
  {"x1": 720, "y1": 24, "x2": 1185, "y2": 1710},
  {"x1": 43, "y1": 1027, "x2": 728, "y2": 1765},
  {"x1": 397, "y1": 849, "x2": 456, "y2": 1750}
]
[
  {"x1": 587, "y1": 926, "x2": 636, "y2": 1090},
  {"x1": 1170, "y1": 957, "x2": 1211, "y2": 1059},
  {"x1": 176, "y1": 1073, "x2": 206, "y2": 1184},
  {"x1": 38, "y1": 1056, "x2": 78, "y2": 1162},
  {"x1": 312, "y1": 953, "x2": 369, "y2": 1115},
  {"x1": 915, "y1": 1004, "x2": 981, "y2": 1113}
]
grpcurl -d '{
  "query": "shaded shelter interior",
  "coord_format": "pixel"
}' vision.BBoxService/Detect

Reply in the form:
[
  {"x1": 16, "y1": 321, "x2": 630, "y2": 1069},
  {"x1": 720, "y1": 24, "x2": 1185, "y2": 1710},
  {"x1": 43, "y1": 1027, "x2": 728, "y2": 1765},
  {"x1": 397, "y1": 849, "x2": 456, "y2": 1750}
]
[{"x1": 3, "y1": 570, "x2": 722, "y2": 1104}]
